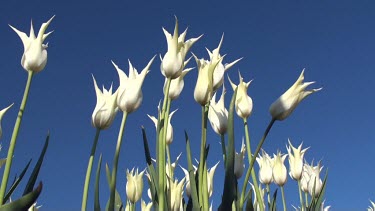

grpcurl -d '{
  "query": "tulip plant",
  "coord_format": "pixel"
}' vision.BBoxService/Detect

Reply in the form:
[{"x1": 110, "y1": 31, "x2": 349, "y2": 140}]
[{"x1": 0, "y1": 15, "x2": 336, "y2": 211}]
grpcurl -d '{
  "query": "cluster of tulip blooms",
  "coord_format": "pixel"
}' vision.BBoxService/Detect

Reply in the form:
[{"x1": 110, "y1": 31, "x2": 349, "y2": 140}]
[{"x1": 0, "y1": 15, "x2": 339, "y2": 210}]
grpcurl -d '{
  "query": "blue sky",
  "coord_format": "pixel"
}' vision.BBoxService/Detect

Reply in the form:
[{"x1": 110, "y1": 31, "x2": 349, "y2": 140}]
[{"x1": 0, "y1": 0, "x2": 374, "y2": 210}]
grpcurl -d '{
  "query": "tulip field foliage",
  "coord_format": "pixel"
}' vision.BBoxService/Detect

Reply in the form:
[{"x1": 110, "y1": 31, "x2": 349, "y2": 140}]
[{"x1": 0, "y1": 15, "x2": 336, "y2": 211}]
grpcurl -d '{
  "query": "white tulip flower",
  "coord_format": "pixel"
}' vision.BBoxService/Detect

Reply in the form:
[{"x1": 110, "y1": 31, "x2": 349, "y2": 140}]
[
  {"x1": 208, "y1": 85, "x2": 228, "y2": 135},
  {"x1": 91, "y1": 76, "x2": 118, "y2": 130},
  {"x1": 228, "y1": 72, "x2": 253, "y2": 119},
  {"x1": 269, "y1": 69, "x2": 322, "y2": 121},
  {"x1": 112, "y1": 56, "x2": 155, "y2": 113},
  {"x1": 287, "y1": 139, "x2": 309, "y2": 180},
  {"x1": 10, "y1": 16, "x2": 54, "y2": 72}
]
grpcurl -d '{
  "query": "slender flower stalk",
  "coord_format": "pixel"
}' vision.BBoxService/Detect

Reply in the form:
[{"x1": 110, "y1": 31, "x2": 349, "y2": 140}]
[
  {"x1": 266, "y1": 184, "x2": 271, "y2": 208},
  {"x1": 239, "y1": 118, "x2": 276, "y2": 210},
  {"x1": 108, "y1": 112, "x2": 128, "y2": 211},
  {"x1": 81, "y1": 129, "x2": 101, "y2": 211},
  {"x1": 0, "y1": 71, "x2": 34, "y2": 203},
  {"x1": 243, "y1": 118, "x2": 263, "y2": 210},
  {"x1": 298, "y1": 179, "x2": 305, "y2": 211},
  {"x1": 281, "y1": 186, "x2": 287, "y2": 211},
  {"x1": 198, "y1": 104, "x2": 210, "y2": 209},
  {"x1": 157, "y1": 78, "x2": 172, "y2": 211}
]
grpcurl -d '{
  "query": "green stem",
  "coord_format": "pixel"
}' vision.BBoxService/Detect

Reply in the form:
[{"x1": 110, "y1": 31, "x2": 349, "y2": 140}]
[
  {"x1": 281, "y1": 185, "x2": 287, "y2": 211},
  {"x1": 220, "y1": 134, "x2": 226, "y2": 167},
  {"x1": 108, "y1": 112, "x2": 128, "y2": 211},
  {"x1": 243, "y1": 118, "x2": 263, "y2": 211},
  {"x1": 239, "y1": 118, "x2": 276, "y2": 209},
  {"x1": 198, "y1": 105, "x2": 209, "y2": 209},
  {"x1": 298, "y1": 180, "x2": 304, "y2": 211},
  {"x1": 305, "y1": 192, "x2": 308, "y2": 208},
  {"x1": 0, "y1": 71, "x2": 34, "y2": 204},
  {"x1": 157, "y1": 78, "x2": 172, "y2": 211},
  {"x1": 166, "y1": 145, "x2": 172, "y2": 179},
  {"x1": 266, "y1": 184, "x2": 271, "y2": 209},
  {"x1": 81, "y1": 128, "x2": 101, "y2": 211}
]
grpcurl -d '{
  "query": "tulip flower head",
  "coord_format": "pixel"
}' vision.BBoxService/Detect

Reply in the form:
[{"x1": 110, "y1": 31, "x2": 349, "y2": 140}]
[
  {"x1": 0, "y1": 104, "x2": 13, "y2": 139},
  {"x1": 10, "y1": 16, "x2": 54, "y2": 73},
  {"x1": 307, "y1": 161, "x2": 323, "y2": 198},
  {"x1": 180, "y1": 164, "x2": 197, "y2": 197},
  {"x1": 300, "y1": 161, "x2": 312, "y2": 193},
  {"x1": 91, "y1": 76, "x2": 118, "y2": 130},
  {"x1": 234, "y1": 139, "x2": 246, "y2": 179},
  {"x1": 112, "y1": 56, "x2": 155, "y2": 113},
  {"x1": 256, "y1": 149, "x2": 274, "y2": 185},
  {"x1": 250, "y1": 183, "x2": 265, "y2": 211},
  {"x1": 207, "y1": 161, "x2": 220, "y2": 198},
  {"x1": 193, "y1": 54, "x2": 221, "y2": 106},
  {"x1": 228, "y1": 72, "x2": 253, "y2": 119},
  {"x1": 141, "y1": 200, "x2": 152, "y2": 211},
  {"x1": 167, "y1": 177, "x2": 186, "y2": 211},
  {"x1": 208, "y1": 85, "x2": 228, "y2": 135},
  {"x1": 126, "y1": 168, "x2": 145, "y2": 203},
  {"x1": 206, "y1": 35, "x2": 242, "y2": 91},
  {"x1": 287, "y1": 139, "x2": 309, "y2": 180},
  {"x1": 164, "y1": 66, "x2": 193, "y2": 100},
  {"x1": 368, "y1": 200, "x2": 375, "y2": 211},
  {"x1": 272, "y1": 151, "x2": 288, "y2": 186},
  {"x1": 148, "y1": 106, "x2": 178, "y2": 145},
  {"x1": 269, "y1": 69, "x2": 322, "y2": 121},
  {"x1": 161, "y1": 17, "x2": 202, "y2": 79}
]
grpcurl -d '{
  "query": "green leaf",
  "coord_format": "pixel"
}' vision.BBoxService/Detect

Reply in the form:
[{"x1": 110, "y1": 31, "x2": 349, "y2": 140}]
[
  {"x1": 105, "y1": 189, "x2": 123, "y2": 211},
  {"x1": 94, "y1": 154, "x2": 102, "y2": 211},
  {"x1": 23, "y1": 133, "x2": 49, "y2": 196},
  {"x1": 220, "y1": 88, "x2": 237, "y2": 210},
  {"x1": 3, "y1": 160, "x2": 32, "y2": 204},
  {"x1": 141, "y1": 126, "x2": 158, "y2": 203},
  {"x1": 0, "y1": 182, "x2": 42, "y2": 211},
  {"x1": 245, "y1": 189, "x2": 254, "y2": 211},
  {"x1": 270, "y1": 188, "x2": 278, "y2": 211},
  {"x1": 184, "y1": 131, "x2": 199, "y2": 210},
  {"x1": 105, "y1": 163, "x2": 111, "y2": 187}
]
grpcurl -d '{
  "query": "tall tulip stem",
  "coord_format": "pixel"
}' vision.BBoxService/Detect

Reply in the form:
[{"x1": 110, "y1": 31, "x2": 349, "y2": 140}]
[
  {"x1": 266, "y1": 183, "x2": 271, "y2": 208},
  {"x1": 281, "y1": 185, "x2": 287, "y2": 211},
  {"x1": 0, "y1": 70, "x2": 34, "y2": 204},
  {"x1": 109, "y1": 112, "x2": 128, "y2": 211},
  {"x1": 81, "y1": 128, "x2": 101, "y2": 211},
  {"x1": 198, "y1": 104, "x2": 209, "y2": 209},
  {"x1": 239, "y1": 118, "x2": 276, "y2": 209},
  {"x1": 157, "y1": 77, "x2": 172, "y2": 211},
  {"x1": 243, "y1": 118, "x2": 263, "y2": 210},
  {"x1": 298, "y1": 180, "x2": 304, "y2": 211}
]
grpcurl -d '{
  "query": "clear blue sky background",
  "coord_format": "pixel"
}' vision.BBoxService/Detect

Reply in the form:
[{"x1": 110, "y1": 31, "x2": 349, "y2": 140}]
[{"x1": 0, "y1": 1, "x2": 374, "y2": 210}]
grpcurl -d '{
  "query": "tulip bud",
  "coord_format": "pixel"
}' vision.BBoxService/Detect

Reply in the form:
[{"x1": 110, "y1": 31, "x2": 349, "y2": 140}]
[
  {"x1": 208, "y1": 85, "x2": 228, "y2": 135},
  {"x1": 91, "y1": 76, "x2": 118, "y2": 130},
  {"x1": 9, "y1": 16, "x2": 54, "y2": 73},
  {"x1": 161, "y1": 17, "x2": 201, "y2": 79},
  {"x1": 141, "y1": 200, "x2": 152, "y2": 211},
  {"x1": 287, "y1": 139, "x2": 309, "y2": 180},
  {"x1": 207, "y1": 161, "x2": 219, "y2": 198},
  {"x1": 112, "y1": 56, "x2": 155, "y2": 113},
  {"x1": 256, "y1": 149, "x2": 274, "y2": 185},
  {"x1": 307, "y1": 161, "x2": 323, "y2": 198},
  {"x1": 167, "y1": 177, "x2": 186, "y2": 211},
  {"x1": 0, "y1": 104, "x2": 13, "y2": 139},
  {"x1": 126, "y1": 168, "x2": 145, "y2": 203},
  {"x1": 164, "y1": 67, "x2": 193, "y2": 100},
  {"x1": 148, "y1": 108, "x2": 177, "y2": 145},
  {"x1": 272, "y1": 151, "x2": 288, "y2": 186},
  {"x1": 269, "y1": 69, "x2": 322, "y2": 121},
  {"x1": 234, "y1": 139, "x2": 246, "y2": 179},
  {"x1": 206, "y1": 35, "x2": 242, "y2": 92},
  {"x1": 228, "y1": 72, "x2": 253, "y2": 119}
]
